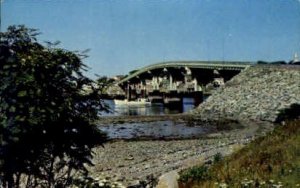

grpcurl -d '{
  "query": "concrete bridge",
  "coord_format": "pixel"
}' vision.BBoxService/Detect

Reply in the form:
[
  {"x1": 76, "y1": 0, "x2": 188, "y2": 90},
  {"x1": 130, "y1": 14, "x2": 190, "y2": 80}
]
[{"x1": 116, "y1": 61, "x2": 253, "y2": 105}]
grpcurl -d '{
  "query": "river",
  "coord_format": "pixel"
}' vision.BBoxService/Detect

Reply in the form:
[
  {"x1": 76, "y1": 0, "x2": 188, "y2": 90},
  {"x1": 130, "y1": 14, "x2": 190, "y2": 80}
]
[
  {"x1": 98, "y1": 98, "x2": 211, "y2": 140},
  {"x1": 102, "y1": 97, "x2": 196, "y2": 116}
]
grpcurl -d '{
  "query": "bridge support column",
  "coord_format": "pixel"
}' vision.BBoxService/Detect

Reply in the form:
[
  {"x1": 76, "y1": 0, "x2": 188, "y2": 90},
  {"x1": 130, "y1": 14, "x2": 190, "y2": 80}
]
[
  {"x1": 193, "y1": 91, "x2": 203, "y2": 106},
  {"x1": 126, "y1": 84, "x2": 131, "y2": 101},
  {"x1": 163, "y1": 91, "x2": 182, "y2": 107},
  {"x1": 126, "y1": 85, "x2": 137, "y2": 101},
  {"x1": 148, "y1": 90, "x2": 163, "y2": 103}
]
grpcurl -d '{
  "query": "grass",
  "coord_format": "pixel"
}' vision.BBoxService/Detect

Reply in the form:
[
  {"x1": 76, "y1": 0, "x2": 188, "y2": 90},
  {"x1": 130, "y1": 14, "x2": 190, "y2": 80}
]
[{"x1": 178, "y1": 120, "x2": 300, "y2": 188}]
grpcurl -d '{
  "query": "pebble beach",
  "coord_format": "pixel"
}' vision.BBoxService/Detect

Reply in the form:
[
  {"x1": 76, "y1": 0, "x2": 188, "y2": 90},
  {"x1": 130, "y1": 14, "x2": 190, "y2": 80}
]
[{"x1": 91, "y1": 117, "x2": 273, "y2": 187}]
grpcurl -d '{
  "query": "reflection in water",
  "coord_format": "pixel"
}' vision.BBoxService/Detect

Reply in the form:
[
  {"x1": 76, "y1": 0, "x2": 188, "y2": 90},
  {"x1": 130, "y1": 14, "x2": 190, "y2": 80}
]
[
  {"x1": 99, "y1": 98, "x2": 202, "y2": 140},
  {"x1": 103, "y1": 98, "x2": 196, "y2": 116}
]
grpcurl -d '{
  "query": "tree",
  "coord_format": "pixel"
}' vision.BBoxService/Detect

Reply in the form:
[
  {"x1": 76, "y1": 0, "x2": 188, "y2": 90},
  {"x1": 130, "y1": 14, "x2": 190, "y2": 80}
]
[
  {"x1": 96, "y1": 76, "x2": 115, "y2": 94},
  {"x1": 0, "y1": 25, "x2": 107, "y2": 187}
]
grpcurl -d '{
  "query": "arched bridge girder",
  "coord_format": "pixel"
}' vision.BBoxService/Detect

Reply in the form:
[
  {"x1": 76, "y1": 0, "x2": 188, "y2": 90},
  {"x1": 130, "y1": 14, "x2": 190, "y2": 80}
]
[{"x1": 118, "y1": 61, "x2": 252, "y2": 86}]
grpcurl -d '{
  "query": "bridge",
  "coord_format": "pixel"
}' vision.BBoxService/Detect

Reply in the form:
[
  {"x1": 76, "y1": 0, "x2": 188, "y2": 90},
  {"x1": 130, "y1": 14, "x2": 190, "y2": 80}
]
[
  {"x1": 115, "y1": 61, "x2": 253, "y2": 105},
  {"x1": 118, "y1": 61, "x2": 252, "y2": 84}
]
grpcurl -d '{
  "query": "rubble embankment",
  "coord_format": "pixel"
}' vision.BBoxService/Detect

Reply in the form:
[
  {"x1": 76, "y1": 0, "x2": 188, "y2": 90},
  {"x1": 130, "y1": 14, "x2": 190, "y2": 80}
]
[{"x1": 194, "y1": 65, "x2": 300, "y2": 122}]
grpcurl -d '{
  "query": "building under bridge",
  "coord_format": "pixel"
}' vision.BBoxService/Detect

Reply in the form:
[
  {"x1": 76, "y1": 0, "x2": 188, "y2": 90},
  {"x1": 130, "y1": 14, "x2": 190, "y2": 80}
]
[{"x1": 113, "y1": 61, "x2": 253, "y2": 105}]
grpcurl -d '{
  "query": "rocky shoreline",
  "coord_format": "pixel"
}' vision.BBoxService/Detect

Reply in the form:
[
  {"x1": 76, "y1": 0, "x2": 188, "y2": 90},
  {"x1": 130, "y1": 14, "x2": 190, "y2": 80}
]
[
  {"x1": 91, "y1": 116, "x2": 274, "y2": 187},
  {"x1": 89, "y1": 66, "x2": 299, "y2": 187},
  {"x1": 194, "y1": 66, "x2": 300, "y2": 122}
]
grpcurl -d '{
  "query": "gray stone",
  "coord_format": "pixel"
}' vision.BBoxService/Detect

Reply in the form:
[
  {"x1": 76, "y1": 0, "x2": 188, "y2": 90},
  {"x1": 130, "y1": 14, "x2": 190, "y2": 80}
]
[
  {"x1": 194, "y1": 66, "x2": 300, "y2": 122},
  {"x1": 156, "y1": 170, "x2": 179, "y2": 188}
]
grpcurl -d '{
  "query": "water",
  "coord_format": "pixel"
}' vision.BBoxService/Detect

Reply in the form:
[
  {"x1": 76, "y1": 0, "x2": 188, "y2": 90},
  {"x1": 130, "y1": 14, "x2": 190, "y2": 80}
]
[
  {"x1": 99, "y1": 98, "x2": 203, "y2": 140},
  {"x1": 102, "y1": 97, "x2": 196, "y2": 116},
  {"x1": 99, "y1": 120, "x2": 211, "y2": 140}
]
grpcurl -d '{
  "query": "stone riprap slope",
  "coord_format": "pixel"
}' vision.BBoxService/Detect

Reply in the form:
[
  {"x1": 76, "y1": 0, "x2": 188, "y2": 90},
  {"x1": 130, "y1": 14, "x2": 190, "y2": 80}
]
[{"x1": 194, "y1": 65, "x2": 300, "y2": 122}]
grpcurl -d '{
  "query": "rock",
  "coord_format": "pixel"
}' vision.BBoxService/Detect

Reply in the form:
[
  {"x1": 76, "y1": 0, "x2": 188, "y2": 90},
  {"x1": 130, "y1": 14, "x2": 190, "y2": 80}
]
[
  {"x1": 127, "y1": 180, "x2": 141, "y2": 187},
  {"x1": 125, "y1": 156, "x2": 135, "y2": 160},
  {"x1": 91, "y1": 110, "x2": 274, "y2": 187},
  {"x1": 116, "y1": 176, "x2": 125, "y2": 181},
  {"x1": 193, "y1": 66, "x2": 300, "y2": 122},
  {"x1": 145, "y1": 164, "x2": 151, "y2": 169},
  {"x1": 156, "y1": 170, "x2": 179, "y2": 188}
]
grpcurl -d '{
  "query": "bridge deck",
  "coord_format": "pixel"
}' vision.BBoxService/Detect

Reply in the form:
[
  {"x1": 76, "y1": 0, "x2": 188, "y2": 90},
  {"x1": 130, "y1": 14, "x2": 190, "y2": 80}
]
[{"x1": 118, "y1": 61, "x2": 253, "y2": 84}]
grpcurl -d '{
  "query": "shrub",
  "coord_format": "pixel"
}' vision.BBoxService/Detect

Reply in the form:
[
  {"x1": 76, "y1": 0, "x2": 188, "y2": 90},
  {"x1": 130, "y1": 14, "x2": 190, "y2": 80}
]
[
  {"x1": 275, "y1": 103, "x2": 300, "y2": 123},
  {"x1": 179, "y1": 166, "x2": 211, "y2": 183},
  {"x1": 213, "y1": 152, "x2": 223, "y2": 163},
  {"x1": 0, "y1": 25, "x2": 107, "y2": 187}
]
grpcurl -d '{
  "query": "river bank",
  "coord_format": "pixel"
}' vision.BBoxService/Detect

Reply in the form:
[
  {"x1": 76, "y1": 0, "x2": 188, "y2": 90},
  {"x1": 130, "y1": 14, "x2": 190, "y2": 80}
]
[
  {"x1": 91, "y1": 116, "x2": 274, "y2": 187},
  {"x1": 97, "y1": 114, "x2": 245, "y2": 141},
  {"x1": 89, "y1": 66, "x2": 300, "y2": 187}
]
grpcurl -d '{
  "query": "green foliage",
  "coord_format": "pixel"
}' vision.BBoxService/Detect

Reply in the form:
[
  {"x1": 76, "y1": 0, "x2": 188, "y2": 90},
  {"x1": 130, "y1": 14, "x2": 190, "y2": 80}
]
[
  {"x1": 257, "y1": 61, "x2": 268, "y2": 64},
  {"x1": 213, "y1": 152, "x2": 223, "y2": 163},
  {"x1": 178, "y1": 120, "x2": 300, "y2": 187},
  {"x1": 270, "y1": 61, "x2": 286, "y2": 65},
  {"x1": 179, "y1": 166, "x2": 211, "y2": 183},
  {"x1": 256, "y1": 61, "x2": 287, "y2": 65},
  {"x1": 0, "y1": 25, "x2": 107, "y2": 187},
  {"x1": 96, "y1": 76, "x2": 115, "y2": 94},
  {"x1": 275, "y1": 103, "x2": 300, "y2": 123}
]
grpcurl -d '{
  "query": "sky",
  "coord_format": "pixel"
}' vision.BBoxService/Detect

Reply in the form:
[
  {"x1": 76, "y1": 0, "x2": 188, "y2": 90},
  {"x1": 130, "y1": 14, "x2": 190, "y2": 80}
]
[{"x1": 2, "y1": 0, "x2": 300, "y2": 78}]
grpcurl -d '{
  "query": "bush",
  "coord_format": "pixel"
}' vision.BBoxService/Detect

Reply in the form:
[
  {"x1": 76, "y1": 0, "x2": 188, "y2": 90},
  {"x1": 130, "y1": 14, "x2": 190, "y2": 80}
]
[
  {"x1": 179, "y1": 120, "x2": 300, "y2": 187},
  {"x1": 275, "y1": 103, "x2": 300, "y2": 123},
  {"x1": 213, "y1": 152, "x2": 223, "y2": 163},
  {"x1": 0, "y1": 25, "x2": 107, "y2": 187},
  {"x1": 179, "y1": 166, "x2": 211, "y2": 183}
]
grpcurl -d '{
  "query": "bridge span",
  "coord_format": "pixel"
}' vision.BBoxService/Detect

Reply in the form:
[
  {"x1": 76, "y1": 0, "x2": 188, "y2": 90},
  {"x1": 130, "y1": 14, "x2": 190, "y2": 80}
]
[
  {"x1": 115, "y1": 61, "x2": 253, "y2": 105},
  {"x1": 118, "y1": 61, "x2": 252, "y2": 84}
]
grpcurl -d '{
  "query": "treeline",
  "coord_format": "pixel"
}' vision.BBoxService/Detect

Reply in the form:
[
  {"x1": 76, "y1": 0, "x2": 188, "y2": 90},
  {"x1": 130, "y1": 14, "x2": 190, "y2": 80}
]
[{"x1": 257, "y1": 60, "x2": 300, "y2": 65}]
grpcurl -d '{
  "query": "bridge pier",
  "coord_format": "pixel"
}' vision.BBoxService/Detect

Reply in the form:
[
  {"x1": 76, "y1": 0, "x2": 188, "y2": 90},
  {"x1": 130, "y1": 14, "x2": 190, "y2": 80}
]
[
  {"x1": 126, "y1": 85, "x2": 137, "y2": 101},
  {"x1": 125, "y1": 84, "x2": 131, "y2": 100},
  {"x1": 180, "y1": 91, "x2": 203, "y2": 106},
  {"x1": 163, "y1": 91, "x2": 182, "y2": 107},
  {"x1": 192, "y1": 91, "x2": 203, "y2": 106},
  {"x1": 148, "y1": 90, "x2": 164, "y2": 103}
]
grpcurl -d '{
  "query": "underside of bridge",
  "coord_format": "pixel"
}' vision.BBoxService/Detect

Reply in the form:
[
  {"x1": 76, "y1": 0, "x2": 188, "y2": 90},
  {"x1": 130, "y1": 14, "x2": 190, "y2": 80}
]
[
  {"x1": 121, "y1": 68, "x2": 240, "y2": 87},
  {"x1": 115, "y1": 61, "x2": 252, "y2": 105}
]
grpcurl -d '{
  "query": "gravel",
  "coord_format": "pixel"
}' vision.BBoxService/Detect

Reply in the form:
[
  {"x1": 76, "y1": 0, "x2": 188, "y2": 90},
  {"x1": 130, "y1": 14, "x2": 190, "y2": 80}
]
[
  {"x1": 90, "y1": 119, "x2": 273, "y2": 187},
  {"x1": 194, "y1": 65, "x2": 300, "y2": 122}
]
